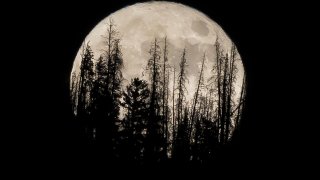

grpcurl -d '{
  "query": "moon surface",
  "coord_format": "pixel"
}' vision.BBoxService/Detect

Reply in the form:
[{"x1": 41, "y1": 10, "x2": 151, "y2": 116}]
[{"x1": 71, "y1": 1, "x2": 244, "y2": 115}]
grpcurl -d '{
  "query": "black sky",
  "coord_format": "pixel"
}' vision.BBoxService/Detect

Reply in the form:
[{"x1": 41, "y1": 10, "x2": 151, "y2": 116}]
[{"x1": 8, "y1": 0, "x2": 310, "y2": 175}]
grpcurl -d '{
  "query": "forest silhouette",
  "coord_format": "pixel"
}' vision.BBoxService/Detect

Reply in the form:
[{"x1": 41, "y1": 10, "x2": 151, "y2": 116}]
[{"x1": 70, "y1": 19, "x2": 246, "y2": 166}]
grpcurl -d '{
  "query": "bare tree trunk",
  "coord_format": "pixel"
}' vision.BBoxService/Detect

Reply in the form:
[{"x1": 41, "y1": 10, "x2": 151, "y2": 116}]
[
  {"x1": 165, "y1": 70, "x2": 170, "y2": 156},
  {"x1": 206, "y1": 90, "x2": 212, "y2": 121},
  {"x1": 177, "y1": 49, "x2": 187, "y2": 125},
  {"x1": 106, "y1": 19, "x2": 114, "y2": 87},
  {"x1": 162, "y1": 36, "x2": 168, "y2": 158},
  {"x1": 220, "y1": 54, "x2": 228, "y2": 144},
  {"x1": 146, "y1": 38, "x2": 162, "y2": 163},
  {"x1": 225, "y1": 45, "x2": 236, "y2": 143},
  {"x1": 236, "y1": 74, "x2": 246, "y2": 128}
]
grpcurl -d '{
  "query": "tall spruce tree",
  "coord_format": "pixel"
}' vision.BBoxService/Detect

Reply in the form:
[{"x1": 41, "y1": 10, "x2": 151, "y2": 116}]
[
  {"x1": 76, "y1": 42, "x2": 94, "y2": 141},
  {"x1": 145, "y1": 38, "x2": 163, "y2": 163},
  {"x1": 121, "y1": 78, "x2": 150, "y2": 164}
]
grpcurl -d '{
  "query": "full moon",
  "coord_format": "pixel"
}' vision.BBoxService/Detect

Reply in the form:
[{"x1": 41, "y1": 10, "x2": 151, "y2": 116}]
[
  {"x1": 72, "y1": 1, "x2": 244, "y2": 104},
  {"x1": 70, "y1": 1, "x2": 246, "y2": 153}
]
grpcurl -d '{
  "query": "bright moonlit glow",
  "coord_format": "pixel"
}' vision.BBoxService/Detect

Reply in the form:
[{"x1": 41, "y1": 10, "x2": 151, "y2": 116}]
[{"x1": 71, "y1": 1, "x2": 245, "y2": 126}]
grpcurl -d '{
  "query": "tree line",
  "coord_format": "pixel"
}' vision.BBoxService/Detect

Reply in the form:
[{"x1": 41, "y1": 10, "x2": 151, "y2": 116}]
[{"x1": 70, "y1": 19, "x2": 246, "y2": 166}]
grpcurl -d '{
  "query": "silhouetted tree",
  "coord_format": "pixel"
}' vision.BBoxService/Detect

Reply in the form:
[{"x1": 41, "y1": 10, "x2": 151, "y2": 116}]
[
  {"x1": 90, "y1": 55, "x2": 107, "y2": 142},
  {"x1": 145, "y1": 38, "x2": 164, "y2": 163},
  {"x1": 70, "y1": 34, "x2": 246, "y2": 166},
  {"x1": 199, "y1": 118, "x2": 219, "y2": 164},
  {"x1": 171, "y1": 66, "x2": 176, "y2": 152},
  {"x1": 76, "y1": 42, "x2": 95, "y2": 141},
  {"x1": 70, "y1": 72, "x2": 79, "y2": 115},
  {"x1": 190, "y1": 53, "x2": 206, "y2": 140},
  {"x1": 235, "y1": 74, "x2": 246, "y2": 128},
  {"x1": 161, "y1": 36, "x2": 170, "y2": 159},
  {"x1": 89, "y1": 19, "x2": 123, "y2": 160},
  {"x1": 173, "y1": 106, "x2": 190, "y2": 163},
  {"x1": 224, "y1": 43, "x2": 238, "y2": 144},
  {"x1": 210, "y1": 41, "x2": 240, "y2": 144},
  {"x1": 172, "y1": 48, "x2": 189, "y2": 162},
  {"x1": 176, "y1": 48, "x2": 188, "y2": 125},
  {"x1": 109, "y1": 39, "x2": 123, "y2": 122},
  {"x1": 120, "y1": 77, "x2": 150, "y2": 164}
]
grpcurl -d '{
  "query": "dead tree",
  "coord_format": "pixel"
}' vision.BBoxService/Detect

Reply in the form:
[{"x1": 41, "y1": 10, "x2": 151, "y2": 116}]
[
  {"x1": 190, "y1": 53, "x2": 206, "y2": 139},
  {"x1": 145, "y1": 38, "x2": 163, "y2": 163},
  {"x1": 176, "y1": 49, "x2": 188, "y2": 125}
]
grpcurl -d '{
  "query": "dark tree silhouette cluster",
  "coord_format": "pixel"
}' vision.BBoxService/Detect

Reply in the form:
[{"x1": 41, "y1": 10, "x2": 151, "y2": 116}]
[{"x1": 71, "y1": 20, "x2": 246, "y2": 166}]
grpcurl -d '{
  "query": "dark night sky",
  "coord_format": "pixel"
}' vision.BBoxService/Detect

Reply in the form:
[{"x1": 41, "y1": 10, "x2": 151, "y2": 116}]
[
  {"x1": 8, "y1": 0, "x2": 310, "y2": 174},
  {"x1": 40, "y1": 0, "x2": 276, "y2": 149}
]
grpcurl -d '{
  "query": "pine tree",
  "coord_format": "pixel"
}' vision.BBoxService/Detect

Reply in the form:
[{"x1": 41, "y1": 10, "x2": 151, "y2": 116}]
[
  {"x1": 109, "y1": 39, "x2": 123, "y2": 122},
  {"x1": 172, "y1": 48, "x2": 189, "y2": 162},
  {"x1": 173, "y1": 107, "x2": 190, "y2": 163},
  {"x1": 121, "y1": 78, "x2": 150, "y2": 164},
  {"x1": 190, "y1": 53, "x2": 206, "y2": 140},
  {"x1": 176, "y1": 48, "x2": 188, "y2": 126},
  {"x1": 90, "y1": 55, "x2": 108, "y2": 142},
  {"x1": 145, "y1": 38, "x2": 163, "y2": 163},
  {"x1": 161, "y1": 36, "x2": 170, "y2": 159},
  {"x1": 210, "y1": 41, "x2": 240, "y2": 144},
  {"x1": 89, "y1": 19, "x2": 123, "y2": 160},
  {"x1": 76, "y1": 42, "x2": 94, "y2": 140}
]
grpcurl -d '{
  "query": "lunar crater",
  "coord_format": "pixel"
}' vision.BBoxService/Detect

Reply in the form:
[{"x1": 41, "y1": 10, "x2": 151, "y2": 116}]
[{"x1": 191, "y1": 20, "x2": 209, "y2": 36}]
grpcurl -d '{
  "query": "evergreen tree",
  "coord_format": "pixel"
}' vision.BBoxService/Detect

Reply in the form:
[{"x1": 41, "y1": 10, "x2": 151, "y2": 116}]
[
  {"x1": 210, "y1": 41, "x2": 240, "y2": 144},
  {"x1": 89, "y1": 19, "x2": 123, "y2": 160},
  {"x1": 172, "y1": 48, "x2": 189, "y2": 162},
  {"x1": 161, "y1": 36, "x2": 170, "y2": 159},
  {"x1": 176, "y1": 48, "x2": 188, "y2": 125},
  {"x1": 145, "y1": 38, "x2": 163, "y2": 163},
  {"x1": 76, "y1": 42, "x2": 94, "y2": 141},
  {"x1": 120, "y1": 78, "x2": 150, "y2": 163},
  {"x1": 190, "y1": 53, "x2": 206, "y2": 140}
]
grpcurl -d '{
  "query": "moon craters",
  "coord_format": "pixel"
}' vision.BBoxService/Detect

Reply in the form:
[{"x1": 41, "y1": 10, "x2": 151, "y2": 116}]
[{"x1": 191, "y1": 20, "x2": 209, "y2": 37}]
